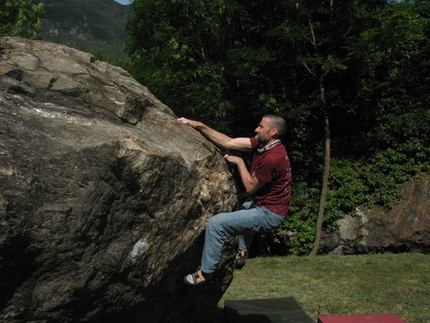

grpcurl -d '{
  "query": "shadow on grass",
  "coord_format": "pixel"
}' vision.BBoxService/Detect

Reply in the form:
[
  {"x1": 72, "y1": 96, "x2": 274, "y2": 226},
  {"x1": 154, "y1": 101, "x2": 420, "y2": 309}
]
[{"x1": 223, "y1": 297, "x2": 315, "y2": 323}]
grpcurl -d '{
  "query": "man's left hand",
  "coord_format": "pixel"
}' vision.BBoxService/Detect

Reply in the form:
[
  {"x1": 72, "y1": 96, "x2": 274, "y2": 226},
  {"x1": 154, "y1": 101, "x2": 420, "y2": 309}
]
[{"x1": 224, "y1": 154, "x2": 242, "y2": 165}]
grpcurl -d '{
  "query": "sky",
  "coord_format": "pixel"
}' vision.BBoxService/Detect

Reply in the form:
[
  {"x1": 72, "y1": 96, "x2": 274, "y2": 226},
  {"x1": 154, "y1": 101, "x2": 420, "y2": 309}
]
[{"x1": 115, "y1": 0, "x2": 131, "y2": 5}]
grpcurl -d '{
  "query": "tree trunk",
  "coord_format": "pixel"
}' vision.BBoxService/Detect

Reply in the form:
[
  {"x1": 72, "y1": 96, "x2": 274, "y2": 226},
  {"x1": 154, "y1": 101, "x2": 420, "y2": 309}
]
[{"x1": 309, "y1": 78, "x2": 331, "y2": 256}]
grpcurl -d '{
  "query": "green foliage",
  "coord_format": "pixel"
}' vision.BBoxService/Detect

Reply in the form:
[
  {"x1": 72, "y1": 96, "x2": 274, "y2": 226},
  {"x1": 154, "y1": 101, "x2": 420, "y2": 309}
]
[
  {"x1": 0, "y1": 0, "x2": 44, "y2": 38},
  {"x1": 351, "y1": 0, "x2": 430, "y2": 153},
  {"x1": 280, "y1": 182, "x2": 320, "y2": 256}
]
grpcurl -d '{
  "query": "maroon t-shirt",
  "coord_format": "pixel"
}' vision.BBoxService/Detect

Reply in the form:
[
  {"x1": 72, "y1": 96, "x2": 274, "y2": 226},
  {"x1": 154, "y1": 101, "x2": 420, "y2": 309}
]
[{"x1": 250, "y1": 137, "x2": 292, "y2": 216}]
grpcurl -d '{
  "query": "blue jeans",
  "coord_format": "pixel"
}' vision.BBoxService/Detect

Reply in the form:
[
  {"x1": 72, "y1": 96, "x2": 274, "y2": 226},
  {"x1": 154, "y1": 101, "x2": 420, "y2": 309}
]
[{"x1": 200, "y1": 201, "x2": 284, "y2": 273}]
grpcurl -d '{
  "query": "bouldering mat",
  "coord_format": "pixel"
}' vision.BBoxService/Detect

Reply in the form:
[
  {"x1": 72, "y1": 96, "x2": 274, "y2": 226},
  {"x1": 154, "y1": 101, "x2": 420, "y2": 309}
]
[{"x1": 224, "y1": 297, "x2": 314, "y2": 323}]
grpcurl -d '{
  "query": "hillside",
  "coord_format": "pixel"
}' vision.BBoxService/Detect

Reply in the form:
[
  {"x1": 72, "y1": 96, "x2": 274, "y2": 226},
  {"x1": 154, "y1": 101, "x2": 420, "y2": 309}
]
[{"x1": 37, "y1": 0, "x2": 130, "y2": 56}]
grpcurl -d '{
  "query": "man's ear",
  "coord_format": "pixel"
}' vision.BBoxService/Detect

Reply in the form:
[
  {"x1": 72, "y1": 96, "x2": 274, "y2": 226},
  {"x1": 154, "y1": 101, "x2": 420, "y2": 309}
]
[{"x1": 271, "y1": 127, "x2": 279, "y2": 138}]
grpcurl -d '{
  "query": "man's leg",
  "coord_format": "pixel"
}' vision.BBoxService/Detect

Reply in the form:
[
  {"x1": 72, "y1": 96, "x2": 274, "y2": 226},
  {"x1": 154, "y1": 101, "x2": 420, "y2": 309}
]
[
  {"x1": 200, "y1": 205, "x2": 284, "y2": 274},
  {"x1": 184, "y1": 205, "x2": 284, "y2": 285},
  {"x1": 237, "y1": 201, "x2": 256, "y2": 254},
  {"x1": 236, "y1": 205, "x2": 285, "y2": 272}
]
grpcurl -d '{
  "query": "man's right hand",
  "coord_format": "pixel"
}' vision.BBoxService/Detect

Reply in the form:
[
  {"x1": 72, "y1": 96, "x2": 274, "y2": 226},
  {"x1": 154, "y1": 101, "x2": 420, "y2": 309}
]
[
  {"x1": 177, "y1": 117, "x2": 190, "y2": 125},
  {"x1": 178, "y1": 117, "x2": 199, "y2": 129}
]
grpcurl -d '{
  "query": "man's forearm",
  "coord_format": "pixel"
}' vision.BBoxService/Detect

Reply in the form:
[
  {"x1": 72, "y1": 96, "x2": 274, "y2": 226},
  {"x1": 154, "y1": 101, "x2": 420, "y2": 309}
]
[
  {"x1": 192, "y1": 122, "x2": 233, "y2": 149},
  {"x1": 178, "y1": 117, "x2": 253, "y2": 152},
  {"x1": 224, "y1": 155, "x2": 265, "y2": 195},
  {"x1": 178, "y1": 118, "x2": 232, "y2": 148}
]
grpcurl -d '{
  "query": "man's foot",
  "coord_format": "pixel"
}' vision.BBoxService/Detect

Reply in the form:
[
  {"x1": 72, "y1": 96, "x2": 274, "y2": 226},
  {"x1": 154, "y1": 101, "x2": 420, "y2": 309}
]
[
  {"x1": 231, "y1": 250, "x2": 247, "y2": 270},
  {"x1": 183, "y1": 269, "x2": 213, "y2": 286}
]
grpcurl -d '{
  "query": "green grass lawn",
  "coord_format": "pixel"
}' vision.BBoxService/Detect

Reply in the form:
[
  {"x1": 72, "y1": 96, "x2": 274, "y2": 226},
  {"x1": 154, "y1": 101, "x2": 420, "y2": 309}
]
[{"x1": 220, "y1": 253, "x2": 430, "y2": 323}]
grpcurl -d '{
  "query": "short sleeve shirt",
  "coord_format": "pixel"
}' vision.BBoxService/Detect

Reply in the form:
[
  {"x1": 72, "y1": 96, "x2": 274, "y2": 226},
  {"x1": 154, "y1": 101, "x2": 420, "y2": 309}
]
[{"x1": 250, "y1": 137, "x2": 292, "y2": 216}]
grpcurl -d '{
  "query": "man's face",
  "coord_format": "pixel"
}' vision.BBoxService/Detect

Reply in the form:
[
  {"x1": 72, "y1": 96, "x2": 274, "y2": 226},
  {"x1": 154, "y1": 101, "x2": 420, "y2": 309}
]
[{"x1": 255, "y1": 117, "x2": 273, "y2": 145}]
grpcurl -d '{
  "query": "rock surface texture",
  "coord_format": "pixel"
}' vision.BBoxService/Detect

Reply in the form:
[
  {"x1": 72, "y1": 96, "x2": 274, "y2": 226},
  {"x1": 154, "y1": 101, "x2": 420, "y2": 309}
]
[
  {"x1": 0, "y1": 37, "x2": 238, "y2": 323},
  {"x1": 321, "y1": 174, "x2": 430, "y2": 255}
]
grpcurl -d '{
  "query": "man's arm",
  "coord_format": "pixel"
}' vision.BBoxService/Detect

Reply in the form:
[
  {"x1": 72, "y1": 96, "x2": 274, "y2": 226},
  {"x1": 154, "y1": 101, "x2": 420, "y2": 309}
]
[
  {"x1": 178, "y1": 117, "x2": 252, "y2": 152},
  {"x1": 224, "y1": 154, "x2": 266, "y2": 195}
]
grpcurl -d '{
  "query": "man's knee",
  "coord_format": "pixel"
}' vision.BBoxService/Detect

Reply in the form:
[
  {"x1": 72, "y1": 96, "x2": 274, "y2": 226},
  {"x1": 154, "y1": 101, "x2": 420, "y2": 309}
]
[
  {"x1": 206, "y1": 215, "x2": 221, "y2": 232},
  {"x1": 206, "y1": 213, "x2": 228, "y2": 233},
  {"x1": 206, "y1": 216, "x2": 215, "y2": 229}
]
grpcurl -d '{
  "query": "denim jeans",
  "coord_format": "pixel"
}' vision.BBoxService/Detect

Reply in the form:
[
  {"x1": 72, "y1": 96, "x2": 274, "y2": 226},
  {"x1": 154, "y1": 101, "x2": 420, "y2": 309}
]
[{"x1": 200, "y1": 201, "x2": 284, "y2": 274}]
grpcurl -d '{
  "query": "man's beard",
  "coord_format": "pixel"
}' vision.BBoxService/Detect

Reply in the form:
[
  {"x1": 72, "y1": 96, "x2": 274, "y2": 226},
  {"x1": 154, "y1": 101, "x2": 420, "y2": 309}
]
[{"x1": 255, "y1": 134, "x2": 268, "y2": 147}]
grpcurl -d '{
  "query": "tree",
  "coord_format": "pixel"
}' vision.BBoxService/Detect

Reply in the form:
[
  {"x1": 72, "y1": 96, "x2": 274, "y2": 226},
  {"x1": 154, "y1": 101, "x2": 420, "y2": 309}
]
[
  {"x1": 0, "y1": 0, "x2": 44, "y2": 39},
  {"x1": 294, "y1": 2, "x2": 337, "y2": 257},
  {"x1": 262, "y1": 0, "x2": 387, "y2": 255}
]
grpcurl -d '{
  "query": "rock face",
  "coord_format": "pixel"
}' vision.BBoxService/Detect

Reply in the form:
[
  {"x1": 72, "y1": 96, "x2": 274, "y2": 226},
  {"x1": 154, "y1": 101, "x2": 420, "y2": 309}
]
[
  {"x1": 321, "y1": 174, "x2": 430, "y2": 255},
  {"x1": 0, "y1": 37, "x2": 238, "y2": 323}
]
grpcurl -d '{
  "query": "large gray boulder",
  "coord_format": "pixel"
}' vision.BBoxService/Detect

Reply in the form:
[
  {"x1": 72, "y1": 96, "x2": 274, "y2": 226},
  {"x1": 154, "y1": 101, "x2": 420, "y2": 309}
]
[{"x1": 0, "y1": 37, "x2": 238, "y2": 323}]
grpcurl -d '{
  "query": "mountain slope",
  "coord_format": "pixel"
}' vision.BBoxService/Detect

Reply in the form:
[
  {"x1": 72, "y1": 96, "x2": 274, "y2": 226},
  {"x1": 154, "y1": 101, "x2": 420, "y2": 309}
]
[{"x1": 37, "y1": 0, "x2": 130, "y2": 56}]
